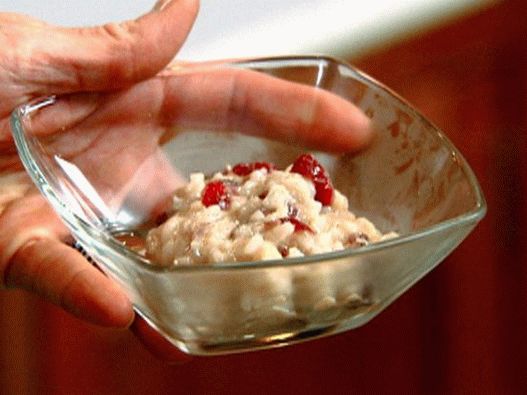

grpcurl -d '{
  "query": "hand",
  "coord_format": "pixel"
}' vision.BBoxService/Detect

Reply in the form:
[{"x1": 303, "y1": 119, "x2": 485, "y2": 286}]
[
  {"x1": 0, "y1": 0, "x2": 200, "y2": 363},
  {"x1": 0, "y1": 0, "x2": 372, "y2": 363}
]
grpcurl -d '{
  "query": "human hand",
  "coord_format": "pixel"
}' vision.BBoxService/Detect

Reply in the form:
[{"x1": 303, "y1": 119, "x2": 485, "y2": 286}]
[
  {"x1": 0, "y1": 0, "x2": 200, "y2": 362},
  {"x1": 0, "y1": 0, "x2": 372, "y2": 362}
]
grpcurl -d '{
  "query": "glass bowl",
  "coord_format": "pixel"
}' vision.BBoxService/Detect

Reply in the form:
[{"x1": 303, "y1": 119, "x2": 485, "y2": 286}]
[{"x1": 10, "y1": 56, "x2": 486, "y2": 355}]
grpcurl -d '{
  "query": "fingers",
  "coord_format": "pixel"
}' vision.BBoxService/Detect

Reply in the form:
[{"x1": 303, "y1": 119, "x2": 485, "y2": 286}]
[
  {"x1": 22, "y1": 0, "x2": 200, "y2": 94},
  {"x1": 160, "y1": 68, "x2": 373, "y2": 152},
  {"x1": 7, "y1": 239, "x2": 133, "y2": 328},
  {"x1": 0, "y1": 195, "x2": 133, "y2": 327},
  {"x1": 31, "y1": 67, "x2": 372, "y2": 154}
]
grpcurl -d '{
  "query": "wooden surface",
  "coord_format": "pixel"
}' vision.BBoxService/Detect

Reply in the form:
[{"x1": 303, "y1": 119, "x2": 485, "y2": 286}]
[{"x1": 1, "y1": 1, "x2": 526, "y2": 393}]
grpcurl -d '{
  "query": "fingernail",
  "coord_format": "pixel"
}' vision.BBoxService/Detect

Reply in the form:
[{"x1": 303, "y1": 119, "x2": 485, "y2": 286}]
[{"x1": 152, "y1": 0, "x2": 174, "y2": 11}]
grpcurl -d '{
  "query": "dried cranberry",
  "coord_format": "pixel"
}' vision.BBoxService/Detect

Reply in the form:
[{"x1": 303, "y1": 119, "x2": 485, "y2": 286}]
[
  {"x1": 314, "y1": 182, "x2": 333, "y2": 206},
  {"x1": 258, "y1": 191, "x2": 268, "y2": 200},
  {"x1": 290, "y1": 154, "x2": 323, "y2": 179},
  {"x1": 277, "y1": 245, "x2": 289, "y2": 257},
  {"x1": 279, "y1": 217, "x2": 313, "y2": 233},
  {"x1": 201, "y1": 180, "x2": 230, "y2": 209},
  {"x1": 291, "y1": 154, "x2": 334, "y2": 206},
  {"x1": 232, "y1": 161, "x2": 275, "y2": 176},
  {"x1": 155, "y1": 212, "x2": 169, "y2": 226}
]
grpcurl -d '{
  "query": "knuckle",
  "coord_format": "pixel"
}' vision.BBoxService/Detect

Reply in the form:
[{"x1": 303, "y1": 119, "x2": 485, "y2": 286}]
[
  {"x1": 224, "y1": 70, "x2": 249, "y2": 130},
  {"x1": 99, "y1": 21, "x2": 136, "y2": 47},
  {"x1": 96, "y1": 22, "x2": 140, "y2": 80}
]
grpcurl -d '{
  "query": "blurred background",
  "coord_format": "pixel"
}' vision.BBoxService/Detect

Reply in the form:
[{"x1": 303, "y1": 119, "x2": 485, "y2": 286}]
[{"x1": 1, "y1": 0, "x2": 526, "y2": 393}]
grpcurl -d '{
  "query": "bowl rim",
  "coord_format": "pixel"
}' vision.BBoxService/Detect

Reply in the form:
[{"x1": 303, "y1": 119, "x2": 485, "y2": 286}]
[{"x1": 11, "y1": 55, "x2": 487, "y2": 273}]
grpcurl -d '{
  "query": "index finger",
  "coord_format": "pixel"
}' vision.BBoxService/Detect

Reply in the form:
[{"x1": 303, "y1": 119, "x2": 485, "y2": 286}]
[{"x1": 157, "y1": 66, "x2": 373, "y2": 153}]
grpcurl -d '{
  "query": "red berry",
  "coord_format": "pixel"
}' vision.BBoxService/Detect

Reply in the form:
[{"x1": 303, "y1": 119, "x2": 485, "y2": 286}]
[
  {"x1": 291, "y1": 154, "x2": 334, "y2": 206},
  {"x1": 314, "y1": 181, "x2": 333, "y2": 206},
  {"x1": 277, "y1": 245, "x2": 289, "y2": 257},
  {"x1": 232, "y1": 161, "x2": 275, "y2": 176},
  {"x1": 279, "y1": 217, "x2": 313, "y2": 233},
  {"x1": 201, "y1": 180, "x2": 230, "y2": 209},
  {"x1": 155, "y1": 212, "x2": 169, "y2": 226},
  {"x1": 291, "y1": 154, "x2": 321, "y2": 178}
]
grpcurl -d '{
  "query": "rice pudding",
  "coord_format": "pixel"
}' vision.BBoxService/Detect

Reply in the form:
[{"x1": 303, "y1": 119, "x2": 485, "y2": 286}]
[{"x1": 146, "y1": 154, "x2": 396, "y2": 266}]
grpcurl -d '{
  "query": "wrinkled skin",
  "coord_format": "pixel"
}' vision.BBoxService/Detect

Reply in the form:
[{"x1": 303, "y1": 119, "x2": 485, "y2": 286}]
[{"x1": 0, "y1": 0, "x2": 372, "y2": 362}]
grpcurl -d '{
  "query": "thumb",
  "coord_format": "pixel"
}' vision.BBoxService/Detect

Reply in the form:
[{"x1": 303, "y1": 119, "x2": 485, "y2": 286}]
[{"x1": 22, "y1": 0, "x2": 199, "y2": 94}]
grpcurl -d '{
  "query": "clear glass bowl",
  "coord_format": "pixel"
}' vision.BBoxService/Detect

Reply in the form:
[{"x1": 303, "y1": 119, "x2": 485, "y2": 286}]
[{"x1": 10, "y1": 56, "x2": 486, "y2": 355}]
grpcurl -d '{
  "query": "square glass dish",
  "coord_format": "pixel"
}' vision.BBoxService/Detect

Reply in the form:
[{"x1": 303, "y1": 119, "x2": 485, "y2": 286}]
[{"x1": 11, "y1": 56, "x2": 486, "y2": 355}]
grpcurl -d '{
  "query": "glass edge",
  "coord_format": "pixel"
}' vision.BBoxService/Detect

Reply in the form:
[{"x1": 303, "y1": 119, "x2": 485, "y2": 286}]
[{"x1": 10, "y1": 105, "x2": 48, "y2": 189}]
